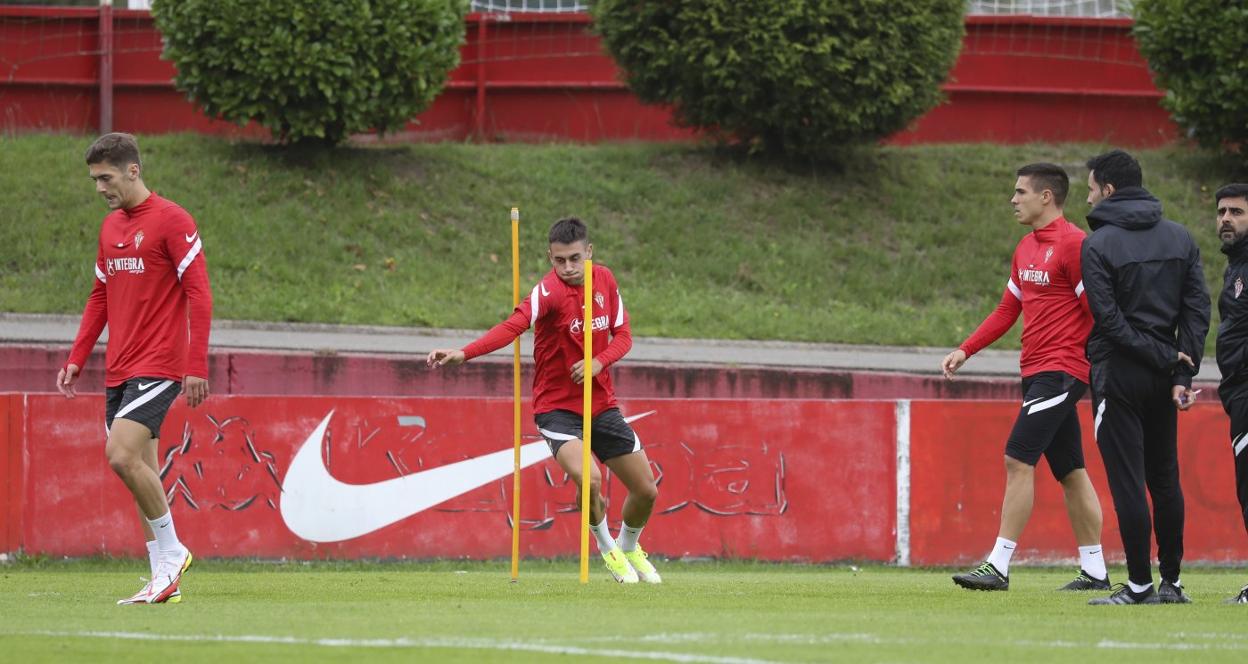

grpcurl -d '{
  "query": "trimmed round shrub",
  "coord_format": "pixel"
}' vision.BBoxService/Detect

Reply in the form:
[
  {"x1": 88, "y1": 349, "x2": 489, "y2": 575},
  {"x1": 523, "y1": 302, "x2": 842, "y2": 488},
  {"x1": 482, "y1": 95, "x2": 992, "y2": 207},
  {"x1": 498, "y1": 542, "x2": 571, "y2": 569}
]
[
  {"x1": 152, "y1": 0, "x2": 467, "y2": 145},
  {"x1": 1134, "y1": 1, "x2": 1248, "y2": 151},
  {"x1": 591, "y1": 1, "x2": 965, "y2": 158}
]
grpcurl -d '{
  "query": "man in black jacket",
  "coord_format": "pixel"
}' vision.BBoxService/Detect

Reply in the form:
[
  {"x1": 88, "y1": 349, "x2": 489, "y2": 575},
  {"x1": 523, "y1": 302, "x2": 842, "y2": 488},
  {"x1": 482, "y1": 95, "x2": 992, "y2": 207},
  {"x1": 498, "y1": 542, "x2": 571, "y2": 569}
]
[
  {"x1": 1213, "y1": 183, "x2": 1248, "y2": 605},
  {"x1": 1080, "y1": 150, "x2": 1210, "y2": 606}
]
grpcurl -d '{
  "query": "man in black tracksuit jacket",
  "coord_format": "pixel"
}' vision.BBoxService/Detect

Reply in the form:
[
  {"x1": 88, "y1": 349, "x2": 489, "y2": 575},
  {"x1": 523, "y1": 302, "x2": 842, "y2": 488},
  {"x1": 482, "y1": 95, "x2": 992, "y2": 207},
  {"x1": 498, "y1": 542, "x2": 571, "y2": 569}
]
[
  {"x1": 1213, "y1": 183, "x2": 1248, "y2": 605},
  {"x1": 1080, "y1": 150, "x2": 1210, "y2": 606}
]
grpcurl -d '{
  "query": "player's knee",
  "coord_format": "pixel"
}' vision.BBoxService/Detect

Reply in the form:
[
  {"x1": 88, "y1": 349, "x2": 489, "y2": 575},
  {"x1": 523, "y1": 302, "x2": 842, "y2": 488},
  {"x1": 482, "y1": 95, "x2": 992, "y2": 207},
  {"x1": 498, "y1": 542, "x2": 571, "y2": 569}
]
[
  {"x1": 104, "y1": 440, "x2": 140, "y2": 477},
  {"x1": 632, "y1": 480, "x2": 658, "y2": 505}
]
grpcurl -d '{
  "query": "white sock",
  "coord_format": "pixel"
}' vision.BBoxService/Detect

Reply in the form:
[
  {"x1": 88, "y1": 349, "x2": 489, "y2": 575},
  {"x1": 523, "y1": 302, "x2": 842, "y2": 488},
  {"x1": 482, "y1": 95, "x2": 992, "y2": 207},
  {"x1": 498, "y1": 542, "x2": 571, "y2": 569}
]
[
  {"x1": 145, "y1": 540, "x2": 159, "y2": 577},
  {"x1": 617, "y1": 523, "x2": 644, "y2": 552},
  {"x1": 146, "y1": 510, "x2": 183, "y2": 555},
  {"x1": 590, "y1": 519, "x2": 616, "y2": 552},
  {"x1": 1128, "y1": 580, "x2": 1153, "y2": 594},
  {"x1": 986, "y1": 537, "x2": 1017, "y2": 576},
  {"x1": 1078, "y1": 545, "x2": 1107, "y2": 581}
]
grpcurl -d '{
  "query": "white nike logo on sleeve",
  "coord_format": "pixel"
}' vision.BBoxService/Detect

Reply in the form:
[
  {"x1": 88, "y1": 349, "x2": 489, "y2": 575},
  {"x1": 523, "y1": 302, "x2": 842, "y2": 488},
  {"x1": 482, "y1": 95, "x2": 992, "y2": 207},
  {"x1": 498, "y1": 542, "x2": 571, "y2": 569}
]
[
  {"x1": 280, "y1": 410, "x2": 654, "y2": 543},
  {"x1": 185, "y1": 232, "x2": 198, "y2": 244}
]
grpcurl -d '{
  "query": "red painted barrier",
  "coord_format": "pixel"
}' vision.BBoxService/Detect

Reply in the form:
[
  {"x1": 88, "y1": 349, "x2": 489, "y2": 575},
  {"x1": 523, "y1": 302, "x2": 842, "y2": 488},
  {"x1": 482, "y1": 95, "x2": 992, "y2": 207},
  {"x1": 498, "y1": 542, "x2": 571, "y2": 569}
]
[
  {"x1": 16, "y1": 395, "x2": 898, "y2": 562},
  {"x1": 908, "y1": 400, "x2": 1246, "y2": 566},
  {"x1": 0, "y1": 394, "x2": 22, "y2": 554},
  {"x1": 0, "y1": 9, "x2": 1176, "y2": 145}
]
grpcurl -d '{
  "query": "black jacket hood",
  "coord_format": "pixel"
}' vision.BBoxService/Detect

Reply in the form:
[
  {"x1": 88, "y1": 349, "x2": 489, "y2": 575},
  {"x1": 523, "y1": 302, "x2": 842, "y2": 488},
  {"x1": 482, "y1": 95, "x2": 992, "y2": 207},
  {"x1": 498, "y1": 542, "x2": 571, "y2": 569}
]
[{"x1": 1087, "y1": 186, "x2": 1163, "y2": 232}]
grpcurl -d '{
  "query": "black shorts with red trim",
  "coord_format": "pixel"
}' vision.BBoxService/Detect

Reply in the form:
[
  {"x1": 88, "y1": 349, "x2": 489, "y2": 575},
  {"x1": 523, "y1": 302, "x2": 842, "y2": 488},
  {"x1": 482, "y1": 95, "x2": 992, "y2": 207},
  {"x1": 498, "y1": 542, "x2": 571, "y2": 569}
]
[
  {"x1": 534, "y1": 408, "x2": 641, "y2": 462},
  {"x1": 105, "y1": 376, "x2": 180, "y2": 438},
  {"x1": 1005, "y1": 370, "x2": 1087, "y2": 480}
]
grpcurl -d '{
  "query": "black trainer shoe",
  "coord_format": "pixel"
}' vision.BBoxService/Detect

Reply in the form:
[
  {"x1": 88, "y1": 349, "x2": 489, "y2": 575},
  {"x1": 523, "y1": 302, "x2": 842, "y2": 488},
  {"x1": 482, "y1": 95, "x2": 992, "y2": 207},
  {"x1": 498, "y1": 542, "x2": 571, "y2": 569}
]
[
  {"x1": 1225, "y1": 584, "x2": 1248, "y2": 605},
  {"x1": 1058, "y1": 569, "x2": 1111, "y2": 591},
  {"x1": 1158, "y1": 579, "x2": 1192, "y2": 604},
  {"x1": 1088, "y1": 583, "x2": 1160, "y2": 605},
  {"x1": 952, "y1": 561, "x2": 1009, "y2": 591}
]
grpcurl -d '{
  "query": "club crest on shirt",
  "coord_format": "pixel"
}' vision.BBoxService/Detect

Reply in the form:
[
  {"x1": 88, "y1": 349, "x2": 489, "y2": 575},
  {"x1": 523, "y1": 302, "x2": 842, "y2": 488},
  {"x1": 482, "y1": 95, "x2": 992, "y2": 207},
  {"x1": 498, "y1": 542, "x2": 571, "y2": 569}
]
[
  {"x1": 1044, "y1": 246, "x2": 1053, "y2": 263},
  {"x1": 134, "y1": 230, "x2": 144, "y2": 249},
  {"x1": 595, "y1": 292, "x2": 604, "y2": 309},
  {"x1": 1236, "y1": 277, "x2": 1243, "y2": 300}
]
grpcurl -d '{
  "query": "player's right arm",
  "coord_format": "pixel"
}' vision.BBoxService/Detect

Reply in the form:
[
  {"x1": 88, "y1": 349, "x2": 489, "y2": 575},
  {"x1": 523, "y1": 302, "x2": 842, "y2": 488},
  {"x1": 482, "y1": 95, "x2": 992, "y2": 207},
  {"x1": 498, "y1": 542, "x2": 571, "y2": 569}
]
[
  {"x1": 59, "y1": 241, "x2": 109, "y2": 398},
  {"x1": 427, "y1": 283, "x2": 541, "y2": 368},
  {"x1": 942, "y1": 278, "x2": 1022, "y2": 379}
]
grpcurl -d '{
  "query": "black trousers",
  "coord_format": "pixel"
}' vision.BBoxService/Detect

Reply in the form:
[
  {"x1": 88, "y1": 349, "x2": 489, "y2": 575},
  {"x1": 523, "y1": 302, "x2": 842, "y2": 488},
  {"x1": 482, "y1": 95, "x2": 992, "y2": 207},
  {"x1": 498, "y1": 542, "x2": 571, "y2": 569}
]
[
  {"x1": 1220, "y1": 389, "x2": 1248, "y2": 539},
  {"x1": 1090, "y1": 357, "x2": 1184, "y2": 586}
]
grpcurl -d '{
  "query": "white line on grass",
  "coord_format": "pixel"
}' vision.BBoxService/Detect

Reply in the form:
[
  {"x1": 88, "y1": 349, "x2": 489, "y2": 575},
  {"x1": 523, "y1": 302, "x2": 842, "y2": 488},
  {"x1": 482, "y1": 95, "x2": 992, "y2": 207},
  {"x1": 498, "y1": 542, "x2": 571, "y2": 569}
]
[
  {"x1": 570, "y1": 631, "x2": 1248, "y2": 652},
  {"x1": 23, "y1": 631, "x2": 784, "y2": 664}
]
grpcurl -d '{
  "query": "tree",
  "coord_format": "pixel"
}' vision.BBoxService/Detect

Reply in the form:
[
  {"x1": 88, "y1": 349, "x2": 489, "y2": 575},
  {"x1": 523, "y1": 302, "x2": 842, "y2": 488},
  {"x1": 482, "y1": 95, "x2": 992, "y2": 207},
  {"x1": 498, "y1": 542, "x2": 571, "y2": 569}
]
[
  {"x1": 152, "y1": 0, "x2": 468, "y2": 145},
  {"x1": 592, "y1": 0, "x2": 965, "y2": 158}
]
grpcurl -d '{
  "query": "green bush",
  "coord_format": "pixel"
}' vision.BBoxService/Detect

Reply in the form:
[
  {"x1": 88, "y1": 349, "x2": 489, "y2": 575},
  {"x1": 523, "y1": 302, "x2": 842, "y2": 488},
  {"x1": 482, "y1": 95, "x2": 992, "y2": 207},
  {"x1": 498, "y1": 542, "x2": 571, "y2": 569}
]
[
  {"x1": 591, "y1": 0, "x2": 964, "y2": 158},
  {"x1": 151, "y1": 0, "x2": 467, "y2": 145},
  {"x1": 1134, "y1": 1, "x2": 1248, "y2": 151}
]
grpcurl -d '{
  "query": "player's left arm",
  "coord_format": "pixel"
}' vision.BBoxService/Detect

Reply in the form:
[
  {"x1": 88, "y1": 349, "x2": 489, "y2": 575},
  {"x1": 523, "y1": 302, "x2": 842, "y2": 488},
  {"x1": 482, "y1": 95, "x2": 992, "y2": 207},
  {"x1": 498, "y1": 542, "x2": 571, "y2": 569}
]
[
  {"x1": 575, "y1": 272, "x2": 632, "y2": 382},
  {"x1": 167, "y1": 209, "x2": 213, "y2": 407},
  {"x1": 1174, "y1": 237, "x2": 1211, "y2": 390},
  {"x1": 1065, "y1": 234, "x2": 1092, "y2": 315}
]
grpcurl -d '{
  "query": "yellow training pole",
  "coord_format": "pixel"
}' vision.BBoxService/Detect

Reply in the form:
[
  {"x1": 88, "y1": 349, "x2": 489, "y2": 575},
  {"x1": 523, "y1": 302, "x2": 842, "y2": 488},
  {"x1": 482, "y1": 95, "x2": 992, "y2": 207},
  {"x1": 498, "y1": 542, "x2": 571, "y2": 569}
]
[
  {"x1": 580, "y1": 259, "x2": 594, "y2": 584},
  {"x1": 510, "y1": 207, "x2": 521, "y2": 582}
]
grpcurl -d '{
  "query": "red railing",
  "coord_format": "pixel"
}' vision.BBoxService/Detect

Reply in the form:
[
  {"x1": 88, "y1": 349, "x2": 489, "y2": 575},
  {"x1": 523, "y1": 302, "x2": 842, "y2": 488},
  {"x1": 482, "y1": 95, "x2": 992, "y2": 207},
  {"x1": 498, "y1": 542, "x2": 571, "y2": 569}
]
[{"x1": 0, "y1": 7, "x2": 1177, "y2": 145}]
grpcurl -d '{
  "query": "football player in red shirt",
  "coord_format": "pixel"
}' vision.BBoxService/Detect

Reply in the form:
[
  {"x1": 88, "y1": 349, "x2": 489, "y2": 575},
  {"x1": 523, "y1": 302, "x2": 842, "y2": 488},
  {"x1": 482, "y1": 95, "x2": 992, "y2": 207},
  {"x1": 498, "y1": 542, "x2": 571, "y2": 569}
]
[
  {"x1": 941, "y1": 163, "x2": 1108, "y2": 592},
  {"x1": 428, "y1": 217, "x2": 660, "y2": 583},
  {"x1": 57, "y1": 133, "x2": 212, "y2": 604}
]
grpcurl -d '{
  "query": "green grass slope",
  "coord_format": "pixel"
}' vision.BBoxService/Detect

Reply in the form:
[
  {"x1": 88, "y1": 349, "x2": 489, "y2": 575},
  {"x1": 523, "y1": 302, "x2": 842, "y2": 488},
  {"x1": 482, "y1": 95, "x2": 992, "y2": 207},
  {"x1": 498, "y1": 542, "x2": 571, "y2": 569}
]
[
  {"x1": 1, "y1": 135, "x2": 1239, "y2": 348},
  {"x1": 2, "y1": 560, "x2": 1247, "y2": 662}
]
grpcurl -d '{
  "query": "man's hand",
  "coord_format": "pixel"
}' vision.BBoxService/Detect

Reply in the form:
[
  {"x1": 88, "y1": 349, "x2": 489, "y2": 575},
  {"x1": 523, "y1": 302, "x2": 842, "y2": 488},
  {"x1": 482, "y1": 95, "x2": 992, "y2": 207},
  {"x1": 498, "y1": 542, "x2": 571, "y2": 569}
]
[
  {"x1": 570, "y1": 358, "x2": 603, "y2": 385},
  {"x1": 1177, "y1": 351, "x2": 1195, "y2": 369},
  {"x1": 941, "y1": 349, "x2": 968, "y2": 380},
  {"x1": 56, "y1": 364, "x2": 80, "y2": 399},
  {"x1": 182, "y1": 375, "x2": 209, "y2": 408},
  {"x1": 427, "y1": 349, "x2": 466, "y2": 368},
  {"x1": 1172, "y1": 385, "x2": 1201, "y2": 411}
]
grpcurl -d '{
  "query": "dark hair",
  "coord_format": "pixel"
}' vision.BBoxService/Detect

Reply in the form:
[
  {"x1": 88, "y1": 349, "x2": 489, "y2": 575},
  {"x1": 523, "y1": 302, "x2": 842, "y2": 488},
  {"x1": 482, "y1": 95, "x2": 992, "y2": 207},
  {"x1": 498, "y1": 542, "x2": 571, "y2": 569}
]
[
  {"x1": 1215, "y1": 183, "x2": 1248, "y2": 206},
  {"x1": 1016, "y1": 162, "x2": 1070, "y2": 206},
  {"x1": 548, "y1": 217, "x2": 589, "y2": 245},
  {"x1": 1086, "y1": 149, "x2": 1142, "y2": 191},
  {"x1": 85, "y1": 132, "x2": 142, "y2": 169}
]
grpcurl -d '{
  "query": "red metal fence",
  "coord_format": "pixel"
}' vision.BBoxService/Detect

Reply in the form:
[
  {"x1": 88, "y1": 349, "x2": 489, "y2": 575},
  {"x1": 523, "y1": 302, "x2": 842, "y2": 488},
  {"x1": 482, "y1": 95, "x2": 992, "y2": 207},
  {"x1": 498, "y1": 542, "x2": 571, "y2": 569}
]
[{"x1": 0, "y1": 8, "x2": 1176, "y2": 145}]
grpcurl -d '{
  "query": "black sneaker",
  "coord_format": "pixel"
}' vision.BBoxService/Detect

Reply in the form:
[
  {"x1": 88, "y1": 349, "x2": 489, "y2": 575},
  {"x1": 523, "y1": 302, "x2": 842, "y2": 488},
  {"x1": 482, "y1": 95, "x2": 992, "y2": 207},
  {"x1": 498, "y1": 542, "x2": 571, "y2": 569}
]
[
  {"x1": 1158, "y1": 579, "x2": 1192, "y2": 604},
  {"x1": 1225, "y1": 584, "x2": 1248, "y2": 605},
  {"x1": 1058, "y1": 569, "x2": 1110, "y2": 591},
  {"x1": 952, "y1": 561, "x2": 1009, "y2": 591},
  {"x1": 1088, "y1": 583, "x2": 1160, "y2": 605}
]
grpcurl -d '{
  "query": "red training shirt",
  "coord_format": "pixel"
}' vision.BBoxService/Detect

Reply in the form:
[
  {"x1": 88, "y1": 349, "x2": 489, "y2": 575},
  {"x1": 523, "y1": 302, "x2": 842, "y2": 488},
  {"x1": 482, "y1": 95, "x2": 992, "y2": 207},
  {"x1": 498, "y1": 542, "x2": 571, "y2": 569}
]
[
  {"x1": 959, "y1": 216, "x2": 1092, "y2": 382},
  {"x1": 463, "y1": 264, "x2": 631, "y2": 417},
  {"x1": 67, "y1": 193, "x2": 213, "y2": 387}
]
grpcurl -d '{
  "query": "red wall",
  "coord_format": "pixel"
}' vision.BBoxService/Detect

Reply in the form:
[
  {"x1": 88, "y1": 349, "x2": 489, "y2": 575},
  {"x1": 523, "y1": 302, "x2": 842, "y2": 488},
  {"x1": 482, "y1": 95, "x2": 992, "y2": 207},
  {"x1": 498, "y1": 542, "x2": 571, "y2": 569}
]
[
  {"x1": 2, "y1": 392, "x2": 1244, "y2": 564},
  {"x1": 10, "y1": 394, "x2": 897, "y2": 562},
  {"x1": 0, "y1": 9, "x2": 1176, "y2": 146}
]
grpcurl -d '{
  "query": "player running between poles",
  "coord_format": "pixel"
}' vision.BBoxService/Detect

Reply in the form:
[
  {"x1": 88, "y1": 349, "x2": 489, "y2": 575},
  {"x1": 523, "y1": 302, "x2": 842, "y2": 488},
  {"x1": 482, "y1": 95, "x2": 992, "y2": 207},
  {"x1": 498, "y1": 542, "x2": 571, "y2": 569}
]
[
  {"x1": 942, "y1": 163, "x2": 1110, "y2": 592},
  {"x1": 427, "y1": 217, "x2": 661, "y2": 584},
  {"x1": 58, "y1": 133, "x2": 213, "y2": 604}
]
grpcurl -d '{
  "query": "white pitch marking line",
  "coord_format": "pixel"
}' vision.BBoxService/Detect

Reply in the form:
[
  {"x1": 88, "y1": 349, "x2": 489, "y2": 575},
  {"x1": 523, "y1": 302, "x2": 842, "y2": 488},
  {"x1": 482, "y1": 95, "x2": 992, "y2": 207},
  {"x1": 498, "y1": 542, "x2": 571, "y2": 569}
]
[{"x1": 24, "y1": 631, "x2": 784, "y2": 664}]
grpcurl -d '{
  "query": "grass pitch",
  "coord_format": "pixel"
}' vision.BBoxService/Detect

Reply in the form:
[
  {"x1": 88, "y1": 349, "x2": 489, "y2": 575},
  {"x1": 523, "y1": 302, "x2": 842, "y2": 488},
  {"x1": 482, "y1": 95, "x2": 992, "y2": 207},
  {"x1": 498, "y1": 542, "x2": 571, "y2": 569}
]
[{"x1": 2, "y1": 559, "x2": 1246, "y2": 662}]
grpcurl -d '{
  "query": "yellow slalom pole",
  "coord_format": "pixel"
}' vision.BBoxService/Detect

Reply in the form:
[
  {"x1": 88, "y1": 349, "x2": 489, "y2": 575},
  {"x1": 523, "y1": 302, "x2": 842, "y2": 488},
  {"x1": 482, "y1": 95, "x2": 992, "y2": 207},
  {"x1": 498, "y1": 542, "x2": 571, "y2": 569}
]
[
  {"x1": 580, "y1": 259, "x2": 594, "y2": 584},
  {"x1": 510, "y1": 207, "x2": 521, "y2": 582}
]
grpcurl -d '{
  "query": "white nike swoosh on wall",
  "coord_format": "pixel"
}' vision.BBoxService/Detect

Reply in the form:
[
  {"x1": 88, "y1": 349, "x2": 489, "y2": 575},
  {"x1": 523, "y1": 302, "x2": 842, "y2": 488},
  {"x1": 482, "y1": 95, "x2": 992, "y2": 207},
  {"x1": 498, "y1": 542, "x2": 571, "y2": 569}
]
[{"x1": 279, "y1": 410, "x2": 655, "y2": 543}]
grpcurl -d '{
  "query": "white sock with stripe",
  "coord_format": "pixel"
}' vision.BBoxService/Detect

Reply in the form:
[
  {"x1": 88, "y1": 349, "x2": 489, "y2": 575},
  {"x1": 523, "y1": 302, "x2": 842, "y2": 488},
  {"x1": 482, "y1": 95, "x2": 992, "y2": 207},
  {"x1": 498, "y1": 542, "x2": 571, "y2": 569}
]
[
  {"x1": 146, "y1": 510, "x2": 183, "y2": 555},
  {"x1": 617, "y1": 523, "x2": 644, "y2": 552},
  {"x1": 1128, "y1": 580, "x2": 1153, "y2": 594},
  {"x1": 590, "y1": 519, "x2": 616, "y2": 552},
  {"x1": 1078, "y1": 545, "x2": 1107, "y2": 581},
  {"x1": 986, "y1": 537, "x2": 1017, "y2": 576}
]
